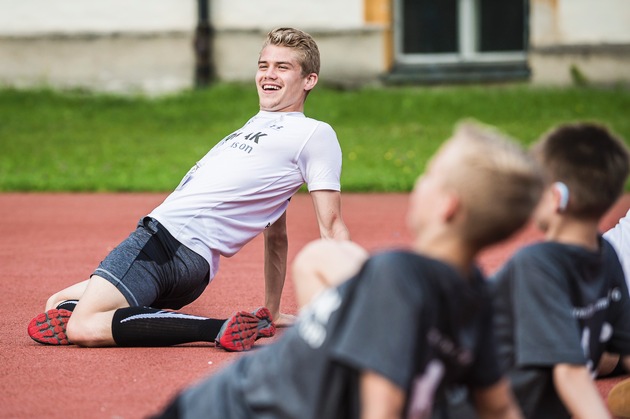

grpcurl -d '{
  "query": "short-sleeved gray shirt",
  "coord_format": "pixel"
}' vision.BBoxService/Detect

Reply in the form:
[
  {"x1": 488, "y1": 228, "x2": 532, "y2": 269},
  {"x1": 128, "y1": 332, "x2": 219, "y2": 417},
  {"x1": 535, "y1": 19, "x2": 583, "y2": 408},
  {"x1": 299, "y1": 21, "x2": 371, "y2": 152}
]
[
  {"x1": 491, "y1": 238, "x2": 630, "y2": 419},
  {"x1": 169, "y1": 250, "x2": 501, "y2": 419}
]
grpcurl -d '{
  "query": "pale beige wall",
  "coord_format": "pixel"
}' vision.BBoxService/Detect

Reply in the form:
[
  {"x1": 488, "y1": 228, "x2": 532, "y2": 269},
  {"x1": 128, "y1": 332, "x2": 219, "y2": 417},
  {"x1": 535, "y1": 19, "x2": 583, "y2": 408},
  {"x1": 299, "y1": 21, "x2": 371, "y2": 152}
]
[
  {"x1": 0, "y1": 34, "x2": 195, "y2": 94},
  {"x1": 212, "y1": 0, "x2": 364, "y2": 29},
  {"x1": 0, "y1": 0, "x2": 374, "y2": 93},
  {"x1": 0, "y1": 0, "x2": 195, "y2": 35},
  {"x1": 1, "y1": 0, "x2": 629, "y2": 92},
  {"x1": 531, "y1": 0, "x2": 630, "y2": 46},
  {"x1": 530, "y1": 0, "x2": 630, "y2": 85}
]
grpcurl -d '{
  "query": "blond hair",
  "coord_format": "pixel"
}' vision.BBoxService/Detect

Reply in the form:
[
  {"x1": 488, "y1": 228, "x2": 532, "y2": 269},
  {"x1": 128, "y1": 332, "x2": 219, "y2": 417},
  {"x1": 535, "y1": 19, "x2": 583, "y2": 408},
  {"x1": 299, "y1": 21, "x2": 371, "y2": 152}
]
[
  {"x1": 443, "y1": 121, "x2": 544, "y2": 248},
  {"x1": 261, "y1": 27, "x2": 320, "y2": 76}
]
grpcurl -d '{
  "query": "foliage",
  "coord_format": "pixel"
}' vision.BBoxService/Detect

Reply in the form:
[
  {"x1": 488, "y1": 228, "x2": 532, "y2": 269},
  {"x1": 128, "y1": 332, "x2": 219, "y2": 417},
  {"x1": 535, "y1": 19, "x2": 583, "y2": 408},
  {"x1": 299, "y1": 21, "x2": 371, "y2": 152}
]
[{"x1": 1, "y1": 84, "x2": 629, "y2": 192}]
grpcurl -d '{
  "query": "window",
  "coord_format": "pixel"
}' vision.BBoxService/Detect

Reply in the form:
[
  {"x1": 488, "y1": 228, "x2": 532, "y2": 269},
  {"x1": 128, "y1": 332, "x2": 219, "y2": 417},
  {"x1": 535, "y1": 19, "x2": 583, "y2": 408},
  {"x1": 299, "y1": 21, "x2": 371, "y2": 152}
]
[{"x1": 390, "y1": 0, "x2": 529, "y2": 81}]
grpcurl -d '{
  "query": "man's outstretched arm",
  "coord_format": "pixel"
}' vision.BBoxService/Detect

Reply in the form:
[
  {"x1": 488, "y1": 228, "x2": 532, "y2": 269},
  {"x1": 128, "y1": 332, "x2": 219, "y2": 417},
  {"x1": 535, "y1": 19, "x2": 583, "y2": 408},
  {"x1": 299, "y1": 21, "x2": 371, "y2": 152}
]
[
  {"x1": 263, "y1": 212, "x2": 293, "y2": 326},
  {"x1": 310, "y1": 190, "x2": 350, "y2": 240},
  {"x1": 264, "y1": 190, "x2": 349, "y2": 326}
]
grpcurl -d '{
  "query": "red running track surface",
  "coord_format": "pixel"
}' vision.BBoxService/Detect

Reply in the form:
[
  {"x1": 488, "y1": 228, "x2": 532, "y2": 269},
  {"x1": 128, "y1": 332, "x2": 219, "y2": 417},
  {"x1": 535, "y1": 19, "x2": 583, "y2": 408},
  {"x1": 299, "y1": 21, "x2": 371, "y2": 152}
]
[{"x1": 1, "y1": 193, "x2": 628, "y2": 418}]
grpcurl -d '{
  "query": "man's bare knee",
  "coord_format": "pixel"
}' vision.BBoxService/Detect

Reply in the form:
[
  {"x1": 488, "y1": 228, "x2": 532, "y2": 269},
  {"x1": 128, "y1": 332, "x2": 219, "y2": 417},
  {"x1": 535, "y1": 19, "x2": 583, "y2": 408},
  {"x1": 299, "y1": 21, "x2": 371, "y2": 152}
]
[
  {"x1": 292, "y1": 240, "x2": 369, "y2": 308},
  {"x1": 294, "y1": 240, "x2": 368, "y2": 283},
  {"x1": 292, "y1": 240, "x2": 327, "y2": 280}
]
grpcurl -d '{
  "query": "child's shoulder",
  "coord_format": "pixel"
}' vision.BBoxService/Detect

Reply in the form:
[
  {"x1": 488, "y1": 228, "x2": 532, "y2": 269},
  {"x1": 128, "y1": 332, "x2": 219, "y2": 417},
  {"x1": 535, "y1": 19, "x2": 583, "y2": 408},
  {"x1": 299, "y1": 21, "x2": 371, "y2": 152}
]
[
  {"x1": 493, "y1": 241, "x2": 571, "y2": 285},
  {"x1": 366, "y1": 249, "x2": 463, "y2": 291},
  {"x1": 369, "y1": 249, "x2": 457, "y2": 273},
  {"x1": 509, "y1": 241, "x2": 566, "y2": 263},
  {"x1": 514, "y1": 238, "x2": 616, "y2": 264}
]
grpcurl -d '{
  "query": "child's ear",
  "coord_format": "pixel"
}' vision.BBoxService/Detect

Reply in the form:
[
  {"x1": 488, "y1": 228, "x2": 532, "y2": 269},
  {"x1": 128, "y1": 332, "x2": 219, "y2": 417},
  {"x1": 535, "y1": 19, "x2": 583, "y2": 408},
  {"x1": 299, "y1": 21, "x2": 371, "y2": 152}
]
[
  {"x1": 441, "y1": 193, "x2": 461, "y2": 222},
  {"x1": 552, "y1": 182, "x2": 570, "y2": 213}
]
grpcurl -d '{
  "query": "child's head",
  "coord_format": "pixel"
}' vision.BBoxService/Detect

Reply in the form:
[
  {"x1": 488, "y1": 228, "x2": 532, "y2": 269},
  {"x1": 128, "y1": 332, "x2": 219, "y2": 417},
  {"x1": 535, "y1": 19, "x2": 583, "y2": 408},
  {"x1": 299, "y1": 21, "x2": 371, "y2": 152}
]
[
  {"x1": 408, "y1": 121, "x2": 543, "y2": 250},
  {"x1": 533, "y1": 122, "x2": 629, "y2": 221}
]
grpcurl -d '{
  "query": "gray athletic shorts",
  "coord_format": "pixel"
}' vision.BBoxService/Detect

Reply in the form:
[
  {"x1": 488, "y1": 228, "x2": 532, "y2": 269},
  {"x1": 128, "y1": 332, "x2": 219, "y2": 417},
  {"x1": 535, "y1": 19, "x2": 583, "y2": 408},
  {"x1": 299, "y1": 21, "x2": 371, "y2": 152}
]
[{"x1": 93, "y1": 217, "x2": 210, "y2": 309}]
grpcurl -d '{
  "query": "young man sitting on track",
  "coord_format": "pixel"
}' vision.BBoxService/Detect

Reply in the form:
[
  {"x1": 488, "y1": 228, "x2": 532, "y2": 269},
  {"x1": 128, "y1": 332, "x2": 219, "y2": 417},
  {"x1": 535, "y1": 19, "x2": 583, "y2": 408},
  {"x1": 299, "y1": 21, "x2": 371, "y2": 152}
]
[
  {"x1": 152, "y1": 121, "x2": 543, "y2": 419},
  {"x1": 491, "y1": 122, "x2": 630, "y2": 419},
  {"x1": 27, "y1": 27, "x2": 350, "y2": 352}
]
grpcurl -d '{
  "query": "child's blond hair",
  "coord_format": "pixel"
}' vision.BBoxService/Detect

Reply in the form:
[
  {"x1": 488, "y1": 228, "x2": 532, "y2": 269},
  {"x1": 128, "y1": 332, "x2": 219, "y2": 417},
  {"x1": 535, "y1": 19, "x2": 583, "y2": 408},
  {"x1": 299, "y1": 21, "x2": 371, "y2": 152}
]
[{"x1": 443, "y1": 121, "x2": 544, "y2": 248}]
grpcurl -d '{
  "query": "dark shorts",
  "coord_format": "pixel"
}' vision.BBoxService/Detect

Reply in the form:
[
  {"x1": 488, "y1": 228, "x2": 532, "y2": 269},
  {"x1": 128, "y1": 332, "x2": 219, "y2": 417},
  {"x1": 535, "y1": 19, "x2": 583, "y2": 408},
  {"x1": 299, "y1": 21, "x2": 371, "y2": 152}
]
[{"x1": 94, "y1": 217, "x2": 210, "y2": 309}]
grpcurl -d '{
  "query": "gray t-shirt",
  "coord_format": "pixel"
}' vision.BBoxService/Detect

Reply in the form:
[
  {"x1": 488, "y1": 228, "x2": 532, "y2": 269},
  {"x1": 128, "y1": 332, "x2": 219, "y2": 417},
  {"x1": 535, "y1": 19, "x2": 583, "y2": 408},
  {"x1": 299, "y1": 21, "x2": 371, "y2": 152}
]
[
  {"x1": 165, "y1": 250, "x2": 501, "y2": 419},
  {"x1": 491, "y1": 238, "x2": 630, "y2": 419}
]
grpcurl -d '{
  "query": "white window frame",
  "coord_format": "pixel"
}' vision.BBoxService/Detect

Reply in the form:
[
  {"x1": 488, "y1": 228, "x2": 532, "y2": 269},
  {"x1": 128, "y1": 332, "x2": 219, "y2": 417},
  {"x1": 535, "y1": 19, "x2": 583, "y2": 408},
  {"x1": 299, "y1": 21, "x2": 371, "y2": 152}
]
[{"x1": 394, "y1": 0, "x2": 527, "y2": 65}]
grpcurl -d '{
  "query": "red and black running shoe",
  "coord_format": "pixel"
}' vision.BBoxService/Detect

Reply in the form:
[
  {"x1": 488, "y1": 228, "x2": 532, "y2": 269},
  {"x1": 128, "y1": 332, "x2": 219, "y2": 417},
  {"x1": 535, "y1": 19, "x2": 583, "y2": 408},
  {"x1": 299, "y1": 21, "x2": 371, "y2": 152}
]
[
  {"x1": 215, "y1": 311, "x2": 259, "y2": 352},
  {"x1": 252, "y1": 307, "x2": 276, "y2": 340},
  {"x1": 27, "y1": 309, "x2": 73, "y2": 345}
]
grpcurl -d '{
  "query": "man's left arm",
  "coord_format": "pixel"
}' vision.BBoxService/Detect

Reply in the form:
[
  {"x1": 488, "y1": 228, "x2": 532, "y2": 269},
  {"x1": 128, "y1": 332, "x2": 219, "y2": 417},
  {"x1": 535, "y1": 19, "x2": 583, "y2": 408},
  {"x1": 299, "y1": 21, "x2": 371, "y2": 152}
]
[
  {"x1": 310, "y1": 189, "x2": 350, "y2": 240},
  {"x1": 263, "y1": 190, "x2": 348, "y2": 326},
  {"x1": 263, "y1": 212, "x2": 294, "y2": 327}
]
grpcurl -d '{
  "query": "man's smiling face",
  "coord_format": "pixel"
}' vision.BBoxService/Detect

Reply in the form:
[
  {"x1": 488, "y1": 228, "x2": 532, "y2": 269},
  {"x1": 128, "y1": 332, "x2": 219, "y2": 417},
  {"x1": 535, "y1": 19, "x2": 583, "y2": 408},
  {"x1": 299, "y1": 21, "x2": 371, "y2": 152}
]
[{"x1": 256, "y1": 44, "x2": 317, "y2": 113}]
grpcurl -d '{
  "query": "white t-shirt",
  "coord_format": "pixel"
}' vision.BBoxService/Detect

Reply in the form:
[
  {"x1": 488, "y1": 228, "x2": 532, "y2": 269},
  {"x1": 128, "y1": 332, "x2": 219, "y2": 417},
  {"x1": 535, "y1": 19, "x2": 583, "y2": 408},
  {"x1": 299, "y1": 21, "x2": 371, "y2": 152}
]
[
  {"x1": 149, "y1": 111, "x2": 342, "y2": 280},
  {"x1": 603, "y1": 208, "x2": 630, "y2": 292}
]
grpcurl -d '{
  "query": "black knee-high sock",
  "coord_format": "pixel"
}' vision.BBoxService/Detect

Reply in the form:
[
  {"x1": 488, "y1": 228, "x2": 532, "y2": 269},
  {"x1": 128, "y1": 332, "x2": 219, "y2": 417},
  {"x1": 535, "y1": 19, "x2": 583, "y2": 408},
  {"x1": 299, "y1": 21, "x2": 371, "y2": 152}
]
[
  {"x1": 111, "y1": 307, "x2": 226, "y2": 347},
  {"x1": 56, "y1": 300, "x2": 79, "y2": 312}
]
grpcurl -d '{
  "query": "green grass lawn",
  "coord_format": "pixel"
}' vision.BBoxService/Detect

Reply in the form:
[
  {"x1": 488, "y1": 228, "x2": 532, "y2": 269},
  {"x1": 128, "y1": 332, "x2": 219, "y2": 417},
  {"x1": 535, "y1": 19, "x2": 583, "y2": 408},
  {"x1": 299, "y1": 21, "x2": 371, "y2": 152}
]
[{"x1": 1, "y1": 83, "x2": 629, "y2": 192}]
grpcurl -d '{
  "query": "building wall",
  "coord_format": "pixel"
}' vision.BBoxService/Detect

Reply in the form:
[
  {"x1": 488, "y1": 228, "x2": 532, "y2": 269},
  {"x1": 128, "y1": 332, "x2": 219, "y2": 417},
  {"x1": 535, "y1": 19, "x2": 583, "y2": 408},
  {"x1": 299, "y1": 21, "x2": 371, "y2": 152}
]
[
  {"x1": 0, "y1": 34, "x2": 194, "y2": 93},
  {"x1": 0, "y1": 0, "x2": 197, "y2": 93},
  {"x1": 211, "y1": 0, "x2": 364, "y2": 29},
  {"x1": 0, "y1": 0, "x2": 628, "y2": 93},
  {"x1": 531, "y1": 0, "x2": 630, "y2": 45},
  {"x1": 0, "y1": 0, "x2": 195, "y2": 34},
  {"x1": 529, "y1": 0, "x2": 630, "y2": 85},
  {"x1": 0, "y1": 0, "x2": 377, "y2": 93}
]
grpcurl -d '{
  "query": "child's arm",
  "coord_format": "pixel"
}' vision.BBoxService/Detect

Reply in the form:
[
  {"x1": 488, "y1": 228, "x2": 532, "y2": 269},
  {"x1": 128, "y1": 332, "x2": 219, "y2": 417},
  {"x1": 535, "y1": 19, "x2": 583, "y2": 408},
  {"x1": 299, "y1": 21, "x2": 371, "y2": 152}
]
[
  {"x1": 473, "y1": 378, "x2": 523, "y2": 419},
  {"x1": 359, "y1": 371, "x2": 405, "y2": 419},
  {"x1": 553, "y1": 363, "x2": 612, "y2": 419}
]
